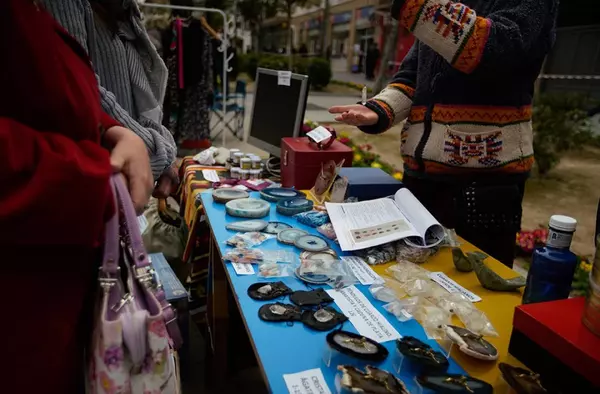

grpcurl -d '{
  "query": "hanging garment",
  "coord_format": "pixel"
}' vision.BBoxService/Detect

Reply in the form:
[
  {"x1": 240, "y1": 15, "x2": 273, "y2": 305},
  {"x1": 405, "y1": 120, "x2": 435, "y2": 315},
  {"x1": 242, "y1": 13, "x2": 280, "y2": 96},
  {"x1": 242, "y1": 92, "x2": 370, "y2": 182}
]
[{"x1": 163, "y1": 18, "x2": 213, "y2": 147}]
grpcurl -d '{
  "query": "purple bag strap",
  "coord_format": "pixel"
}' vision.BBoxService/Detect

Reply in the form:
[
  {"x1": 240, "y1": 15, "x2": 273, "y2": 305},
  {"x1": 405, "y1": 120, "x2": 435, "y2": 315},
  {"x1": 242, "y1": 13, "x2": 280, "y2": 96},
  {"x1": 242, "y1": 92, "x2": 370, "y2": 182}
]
[
  {"x1": 112, "y1": 176, "x2": 151, "y2": 269},
  {"x1": 112, "y1": 176, "x2": 183, "y2": 348},
  {"x1": 101, "y1": 180, "x2": 120, "y2": 275}
]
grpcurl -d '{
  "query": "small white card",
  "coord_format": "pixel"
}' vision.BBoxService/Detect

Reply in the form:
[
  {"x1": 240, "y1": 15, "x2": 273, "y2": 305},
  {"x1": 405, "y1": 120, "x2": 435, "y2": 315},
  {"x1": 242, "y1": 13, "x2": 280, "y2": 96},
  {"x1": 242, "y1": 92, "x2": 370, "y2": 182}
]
[
  {"x1": 202, "y1": 169, "x2": 220, "y2": 183},
  {"x1": 342, "y1": 256, "x2": 384, "y2": 285},
  {"x1": 137, "y1": 215, "x2": 149, "y2": 233},
  {"x1": 283, "y1": 368, "x2": 331, "y2": 394},
  {"x1": 277, "y1": 70, "x2": 292, "y2": 86},
  {"x1": 306, "y1": 126, "x2": 333, "y2": 144},
  {"x1": 326, "y1": 286, "x2": 401, "y2": 343},
  {"x1": 232, "y1": 263, "x2": 255, "y2": 276},
  {"x1": 429, "y1": 272, "x2": 482, "y2": 302}
]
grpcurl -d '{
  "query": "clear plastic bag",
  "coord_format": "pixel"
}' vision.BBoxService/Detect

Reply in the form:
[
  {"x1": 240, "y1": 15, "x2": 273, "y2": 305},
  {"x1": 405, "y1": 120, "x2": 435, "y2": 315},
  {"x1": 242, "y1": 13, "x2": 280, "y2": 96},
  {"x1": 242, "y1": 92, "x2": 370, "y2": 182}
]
[
  {"x1": 454, "y1": 307, "x2": 499, "y2": 337},
  {"x1": 386, "y1": 260, "x2": 430, "y2": 283},
  {"x1": 298, "y1": 259, "x2": 357, "y2": 289},
  {"x1": 294, "y1": 211, "x2": 330, "y2": 227},
  {"x1": 257, "y1": 262, "x2": 293, "y2": 278},
  {"x1": 225, "y1": 232, "x2": 273, "y2": 248},
  {"x1": 317, "y1": 223, "x2": 337, "y2": 240},
  {"x1": 369, "y1": 284, "x2": 398, "y2": 303},
  {"x1": 263, "y1": 250, "x2": 298, "y2": 264},
  {"x1": 414, "y1": 304, "x2": 452, "y2": 340},
  {"x1": 402, "y1": 278, "x2": 432, "y2": 296},
  {"x1": 355, "y1": 243, "x2": 396, "y2": 265},
  {"x1": 383, "y1": 297, "x2": 421, "y2": 322},
  {"x1": 223, "y1": 248, "x2": 264, "y2": 264},
  {"x1": 395, "y1": 240, "x2": 438, "y2": 264}
]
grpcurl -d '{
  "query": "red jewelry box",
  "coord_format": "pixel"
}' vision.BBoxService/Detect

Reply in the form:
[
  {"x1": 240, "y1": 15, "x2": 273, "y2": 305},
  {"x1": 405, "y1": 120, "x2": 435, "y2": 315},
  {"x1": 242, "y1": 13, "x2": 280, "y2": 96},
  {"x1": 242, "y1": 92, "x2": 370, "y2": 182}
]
[
  {"x1": 281, "y1": 137, "x2": 353, "y2": 190},
  {"x1": 509, "y1": 297, "x2": 600, "y2": 392}
]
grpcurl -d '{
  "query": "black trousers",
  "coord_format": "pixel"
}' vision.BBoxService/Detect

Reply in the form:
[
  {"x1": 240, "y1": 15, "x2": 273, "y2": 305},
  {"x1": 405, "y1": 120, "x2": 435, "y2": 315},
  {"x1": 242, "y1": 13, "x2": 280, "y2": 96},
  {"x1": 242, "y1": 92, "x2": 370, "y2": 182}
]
[{"x1": 403, "y1": 175, "x2": 526, "y2": 268}]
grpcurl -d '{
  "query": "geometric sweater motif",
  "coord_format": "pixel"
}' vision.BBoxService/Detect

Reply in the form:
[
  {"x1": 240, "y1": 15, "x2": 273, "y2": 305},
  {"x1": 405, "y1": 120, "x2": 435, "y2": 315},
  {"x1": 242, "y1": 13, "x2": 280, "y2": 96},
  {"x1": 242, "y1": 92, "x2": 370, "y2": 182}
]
[{"x1": 361, "y1": 0, "x2": 558, "y2": 180}]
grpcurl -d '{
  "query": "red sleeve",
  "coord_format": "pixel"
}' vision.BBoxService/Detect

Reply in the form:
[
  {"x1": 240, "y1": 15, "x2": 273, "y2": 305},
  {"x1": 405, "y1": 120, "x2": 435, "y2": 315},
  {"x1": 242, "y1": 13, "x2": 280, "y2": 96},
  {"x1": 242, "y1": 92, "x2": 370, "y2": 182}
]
[
  {"x1": 100, "y1": 111, "x2": 121, "y2": 131},
  {"x1": 0, "y1": 117, "x2": 112, "y2": 246}
]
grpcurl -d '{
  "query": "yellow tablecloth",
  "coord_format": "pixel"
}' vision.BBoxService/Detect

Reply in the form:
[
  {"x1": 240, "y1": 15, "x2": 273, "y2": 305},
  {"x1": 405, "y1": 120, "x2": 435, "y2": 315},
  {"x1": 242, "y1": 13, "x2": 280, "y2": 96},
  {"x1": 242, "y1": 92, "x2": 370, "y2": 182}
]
[{"x1": 372, "y1": 240, "x2": 524, "y2": 388}]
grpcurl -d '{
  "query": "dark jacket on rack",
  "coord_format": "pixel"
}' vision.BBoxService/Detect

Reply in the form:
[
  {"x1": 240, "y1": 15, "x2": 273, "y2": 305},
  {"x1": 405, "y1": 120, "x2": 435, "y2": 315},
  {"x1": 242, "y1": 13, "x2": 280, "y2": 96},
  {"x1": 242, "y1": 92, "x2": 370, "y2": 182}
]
[
  {"x1": 362, "y1": 0, "x2": 558, "y2": 180},
  {"x1": 1, "y1": 1, "x2": 116, "y2": 392}
]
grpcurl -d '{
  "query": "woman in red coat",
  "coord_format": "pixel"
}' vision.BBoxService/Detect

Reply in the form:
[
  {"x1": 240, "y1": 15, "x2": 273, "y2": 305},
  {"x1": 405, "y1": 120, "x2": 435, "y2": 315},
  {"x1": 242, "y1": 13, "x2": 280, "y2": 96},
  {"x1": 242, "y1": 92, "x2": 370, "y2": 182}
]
[{"x1": 1, "y1": 1, "x2": 153, "y2": 392}]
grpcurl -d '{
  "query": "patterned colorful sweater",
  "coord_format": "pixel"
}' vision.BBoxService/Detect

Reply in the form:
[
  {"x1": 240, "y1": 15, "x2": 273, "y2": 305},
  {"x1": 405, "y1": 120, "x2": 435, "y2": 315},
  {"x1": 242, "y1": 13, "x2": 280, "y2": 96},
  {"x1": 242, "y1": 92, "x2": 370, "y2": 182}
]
[{"x1": 362, "y1": 0, "x2": 558, "y2": 179}]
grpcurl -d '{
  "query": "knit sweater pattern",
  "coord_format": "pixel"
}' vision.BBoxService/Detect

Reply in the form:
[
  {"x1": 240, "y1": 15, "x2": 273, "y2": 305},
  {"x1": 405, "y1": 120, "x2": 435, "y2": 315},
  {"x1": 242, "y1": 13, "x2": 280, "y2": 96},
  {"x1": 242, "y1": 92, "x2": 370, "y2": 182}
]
[{"x1": 363, "y1": 0, "x2": 558, "y2": 179}]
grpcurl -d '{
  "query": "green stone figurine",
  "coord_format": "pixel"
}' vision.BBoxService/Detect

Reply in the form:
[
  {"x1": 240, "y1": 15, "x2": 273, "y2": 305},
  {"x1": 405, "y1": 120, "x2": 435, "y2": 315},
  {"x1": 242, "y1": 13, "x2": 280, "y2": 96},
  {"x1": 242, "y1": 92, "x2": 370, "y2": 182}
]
[{"x1": 452, "y1": 248, "x2": 526, "y2": 292}]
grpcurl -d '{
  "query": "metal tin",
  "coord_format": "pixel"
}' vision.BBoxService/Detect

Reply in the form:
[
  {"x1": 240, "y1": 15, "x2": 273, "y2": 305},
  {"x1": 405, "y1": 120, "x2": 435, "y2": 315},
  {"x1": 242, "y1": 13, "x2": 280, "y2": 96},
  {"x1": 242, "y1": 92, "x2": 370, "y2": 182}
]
[
  {"x1": 240, "y1": 169, "x2": 250, "y2": 180},
  {"x1": 249, "y1": 169, "x2": 262, "y2": 180},
  {"x1": 230, "y1": 167, "x2": 241, "y2": 179}
]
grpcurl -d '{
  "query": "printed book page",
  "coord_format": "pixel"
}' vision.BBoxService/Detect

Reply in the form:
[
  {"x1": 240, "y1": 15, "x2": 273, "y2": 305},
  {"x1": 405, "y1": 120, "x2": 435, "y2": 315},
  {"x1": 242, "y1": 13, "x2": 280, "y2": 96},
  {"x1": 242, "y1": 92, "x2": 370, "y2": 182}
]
[
  {"x1": 326, "y1": 198, "x2": 420, "y2": 251},
  {"x1": 394, "y1": 189, "x2": 445, "y2": 248}
]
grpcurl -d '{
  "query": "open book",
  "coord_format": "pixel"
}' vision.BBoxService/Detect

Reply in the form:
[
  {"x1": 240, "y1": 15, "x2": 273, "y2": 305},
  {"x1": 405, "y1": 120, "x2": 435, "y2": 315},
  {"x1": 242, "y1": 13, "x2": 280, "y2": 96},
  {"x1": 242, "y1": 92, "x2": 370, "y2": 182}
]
[{"x1": 326, "y1": 189, "x2": 445, "y2": 251}]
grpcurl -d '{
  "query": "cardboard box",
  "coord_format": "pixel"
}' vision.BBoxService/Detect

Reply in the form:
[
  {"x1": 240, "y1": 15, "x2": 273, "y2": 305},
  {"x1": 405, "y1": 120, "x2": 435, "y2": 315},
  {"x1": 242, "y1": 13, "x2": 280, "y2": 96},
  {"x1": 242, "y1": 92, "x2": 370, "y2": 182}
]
[
  {"x1": 281, "y1": 137, "x2": 353, "y2": 190},
  {"x1": 509, "y1": 297, "x2": 600, "y2": 392},
  {"x1": 339, "y1": 167, "x2": 403, "y2": 201}
]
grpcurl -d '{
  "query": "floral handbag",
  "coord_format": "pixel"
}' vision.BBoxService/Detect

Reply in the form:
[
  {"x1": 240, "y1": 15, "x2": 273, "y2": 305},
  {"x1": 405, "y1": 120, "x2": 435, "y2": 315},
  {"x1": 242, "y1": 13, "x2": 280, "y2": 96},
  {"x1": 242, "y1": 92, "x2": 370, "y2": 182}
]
[{"x1": 88, "y1": 176, "x2": 181, "y2": 394}]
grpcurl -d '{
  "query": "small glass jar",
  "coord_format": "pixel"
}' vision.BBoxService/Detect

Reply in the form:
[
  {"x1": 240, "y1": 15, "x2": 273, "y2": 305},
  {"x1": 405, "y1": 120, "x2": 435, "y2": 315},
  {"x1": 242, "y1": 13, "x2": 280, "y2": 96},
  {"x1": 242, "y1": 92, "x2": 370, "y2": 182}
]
[
  {"x1": 229, "y1": 148, "x2": 240, "y2": 161},
  {"x1": 240, "y1": 157, "x2": 252, "y2": 170},
  {"x1": 251, "y1": 157, "x2": 262, "y2": 169},
  {"x1": 239, "y1": 169, "x2": 250, "y2": 180},
  {"x1": 230, "y1": 167, "x2": 240, "y2": 180},
  {"x1": 233, "y1": 152, "x2": 244, "y2": 165},
  {"x1": 249, "y1": 169, "x2": 262, "y2": 180}
]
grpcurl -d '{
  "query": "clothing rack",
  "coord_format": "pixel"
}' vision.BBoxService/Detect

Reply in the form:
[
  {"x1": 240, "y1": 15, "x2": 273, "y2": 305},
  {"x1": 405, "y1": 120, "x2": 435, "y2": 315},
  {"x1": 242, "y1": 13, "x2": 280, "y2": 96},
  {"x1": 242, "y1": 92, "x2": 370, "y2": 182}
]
[{"x1": 139, "y1": 2, "x2": 235, "y2": 148}]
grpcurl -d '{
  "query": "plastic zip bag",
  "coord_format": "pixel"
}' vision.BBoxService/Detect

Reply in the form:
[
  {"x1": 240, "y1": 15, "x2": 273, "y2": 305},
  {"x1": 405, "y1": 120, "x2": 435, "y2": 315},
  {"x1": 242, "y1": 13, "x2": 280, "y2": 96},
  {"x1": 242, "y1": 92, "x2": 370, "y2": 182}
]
[
  {"x1": 369, "y1": 284, "x2": 398, "y2": 303},
  {"x1": 225, "y1": 232, "x2": 273, "y2": 248},
  {"x1": 317, "y1": 223, "x2": 337, "y2": 240},
  {"x1": 355, "y1": 243, "x2": 396, "y2": 265},
  {"x1": 223, "y1": 248, "x2": 264, "y2": 264},
  {"x1": 257, "y1": 262, "x2": 293, "y2": 278},
  {"x1": 383, "y1": 297, "x2": 421, "y2": 322}
]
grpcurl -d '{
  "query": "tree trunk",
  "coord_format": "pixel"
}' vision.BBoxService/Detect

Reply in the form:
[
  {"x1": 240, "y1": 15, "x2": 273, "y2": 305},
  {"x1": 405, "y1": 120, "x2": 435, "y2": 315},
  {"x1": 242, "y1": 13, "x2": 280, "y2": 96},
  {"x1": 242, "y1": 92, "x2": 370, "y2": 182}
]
[
  {"x1": 319, "y1": 0, "x2": 330, "y2": 58},
  {"x1": 374, "y1": 19, "x2": 398, "y2": 93}
]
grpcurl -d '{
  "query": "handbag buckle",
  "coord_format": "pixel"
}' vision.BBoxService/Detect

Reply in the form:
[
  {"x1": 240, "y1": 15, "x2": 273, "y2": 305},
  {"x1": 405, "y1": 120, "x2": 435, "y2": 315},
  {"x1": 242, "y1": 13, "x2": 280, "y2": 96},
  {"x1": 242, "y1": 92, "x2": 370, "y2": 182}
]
[
  {"x1": 98, "y1": 266, "x2": 119, "y2": 292},
  {"x1": 135, "y1": 266, "x2": 156, "y2": 288}
]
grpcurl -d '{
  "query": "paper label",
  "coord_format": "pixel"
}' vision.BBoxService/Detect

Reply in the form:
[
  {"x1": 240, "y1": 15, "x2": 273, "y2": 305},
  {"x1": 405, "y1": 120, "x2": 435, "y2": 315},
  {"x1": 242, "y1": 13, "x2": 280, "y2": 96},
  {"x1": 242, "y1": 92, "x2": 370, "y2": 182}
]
[
  {"x1": 277, "y1": 70, "x2": 292, "y2": 86},
  {"x1": 342, "y1": 256, "x2": 384, "y2": 285},
  {"x1": 137, "y1": 215, "x2": 149, "y2": 233},
  {"x1": 429, "y1": 272, "x2": 482, "y2": 302},
  {"x1": 306, "y1": 126, "x2": 333, "y2": 144},
  {"x1": 326, "y1": 286, "x2": 401, "y2": 343},
  {"x1": 232, "y1": 262, "x2": 255, "y2": 276},
  {"x1": 202, "y1": 170, "x2": 220, "y2": 183},
  {"x1": 283, "y1": 368, "x2": 331, "y2": 394}
]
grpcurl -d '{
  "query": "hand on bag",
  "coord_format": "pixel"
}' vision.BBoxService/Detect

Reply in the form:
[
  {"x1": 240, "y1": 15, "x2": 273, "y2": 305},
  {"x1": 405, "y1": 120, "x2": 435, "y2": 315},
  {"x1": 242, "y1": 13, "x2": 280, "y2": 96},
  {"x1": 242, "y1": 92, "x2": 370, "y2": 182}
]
[
  {"x1": 328, "y1": 104, "x2": 378, "y2": 126},
  {"x1": 152, "y1": 165, "x2": 179, "y2": 199},
  {"x1": 104, "y1": 126, "x2": 153, "y2": 214}
]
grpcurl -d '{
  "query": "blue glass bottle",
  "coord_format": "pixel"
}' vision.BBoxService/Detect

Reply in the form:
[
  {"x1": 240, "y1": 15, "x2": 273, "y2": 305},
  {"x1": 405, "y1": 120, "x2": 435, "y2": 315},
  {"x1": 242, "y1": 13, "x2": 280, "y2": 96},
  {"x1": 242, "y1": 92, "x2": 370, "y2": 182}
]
[{"x1": 523, "y1": 215, "x2": 578, "y2": 304}]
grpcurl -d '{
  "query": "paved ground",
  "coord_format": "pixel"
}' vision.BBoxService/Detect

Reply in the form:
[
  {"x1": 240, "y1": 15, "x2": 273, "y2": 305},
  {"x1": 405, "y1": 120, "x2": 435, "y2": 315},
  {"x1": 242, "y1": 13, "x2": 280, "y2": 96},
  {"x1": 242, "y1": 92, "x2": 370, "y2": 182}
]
[{"x1": 332, "y1": 70, "x2": 375, "y2": 89}]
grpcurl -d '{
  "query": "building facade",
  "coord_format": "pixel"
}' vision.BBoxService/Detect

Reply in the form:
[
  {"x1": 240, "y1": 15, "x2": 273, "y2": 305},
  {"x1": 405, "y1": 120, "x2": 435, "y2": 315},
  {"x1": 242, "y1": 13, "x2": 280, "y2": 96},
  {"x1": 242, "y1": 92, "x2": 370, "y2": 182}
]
[{"x1": 260, "y1": 0, "x2": 415, "y2": 73}]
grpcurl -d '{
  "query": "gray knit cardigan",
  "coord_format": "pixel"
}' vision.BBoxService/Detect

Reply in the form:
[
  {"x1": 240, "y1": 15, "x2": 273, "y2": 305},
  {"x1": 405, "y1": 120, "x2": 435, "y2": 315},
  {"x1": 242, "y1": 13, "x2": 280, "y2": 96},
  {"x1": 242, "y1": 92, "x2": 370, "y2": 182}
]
[{"x1": 45, "y1": 0, "x2": 176, "y2": 179}]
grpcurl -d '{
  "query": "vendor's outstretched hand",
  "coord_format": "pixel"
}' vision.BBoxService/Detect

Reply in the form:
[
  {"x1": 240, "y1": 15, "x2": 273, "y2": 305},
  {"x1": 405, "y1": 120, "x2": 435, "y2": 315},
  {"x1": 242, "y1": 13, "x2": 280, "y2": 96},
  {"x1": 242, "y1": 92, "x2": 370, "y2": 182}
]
[{"x1": 329, "y1": 104, "x2": 378, "y2": 126}]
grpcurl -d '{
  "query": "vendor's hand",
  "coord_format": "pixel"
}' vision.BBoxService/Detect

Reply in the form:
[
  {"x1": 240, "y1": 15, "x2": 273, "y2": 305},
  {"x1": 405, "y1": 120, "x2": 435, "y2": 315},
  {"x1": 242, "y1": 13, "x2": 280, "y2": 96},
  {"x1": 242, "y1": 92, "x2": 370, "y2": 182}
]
[
  {"x1": 104, "y1": 126, "x2": 153, "y2": 214},
  {"x1": 152, "y1": 165, "x2": 179, "y2": 199},
  {"x1": 329, "y1": 104, "x2": 378, "y2": 126}
]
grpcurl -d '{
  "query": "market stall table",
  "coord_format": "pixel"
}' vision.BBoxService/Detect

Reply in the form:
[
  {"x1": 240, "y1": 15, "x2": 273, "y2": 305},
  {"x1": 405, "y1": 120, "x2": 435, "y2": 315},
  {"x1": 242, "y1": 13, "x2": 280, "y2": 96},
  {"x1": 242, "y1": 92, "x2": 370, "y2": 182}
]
[{"x1": 201, "y1": 190, "x2": 524, "y2": 393}]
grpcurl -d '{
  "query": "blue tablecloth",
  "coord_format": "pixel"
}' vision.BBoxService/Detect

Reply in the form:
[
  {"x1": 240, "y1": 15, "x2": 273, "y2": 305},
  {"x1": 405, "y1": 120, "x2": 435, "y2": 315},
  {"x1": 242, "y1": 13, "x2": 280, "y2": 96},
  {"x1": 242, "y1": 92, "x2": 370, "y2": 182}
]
[{"x1": 200, "y1": 190, "x2": 466, "y2": 393}]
